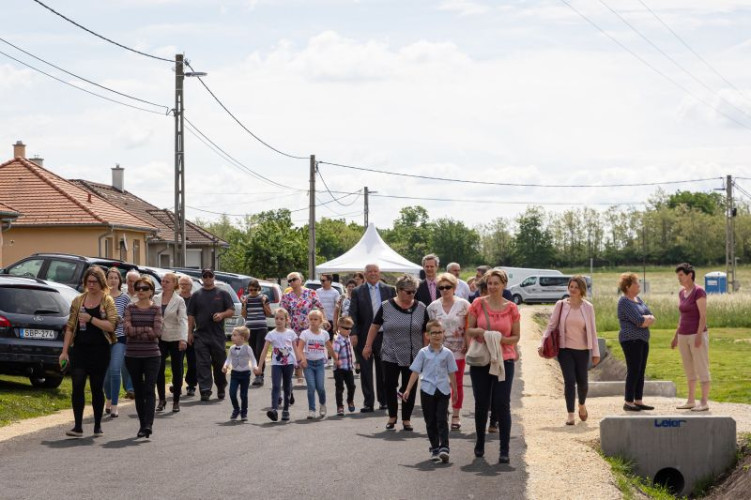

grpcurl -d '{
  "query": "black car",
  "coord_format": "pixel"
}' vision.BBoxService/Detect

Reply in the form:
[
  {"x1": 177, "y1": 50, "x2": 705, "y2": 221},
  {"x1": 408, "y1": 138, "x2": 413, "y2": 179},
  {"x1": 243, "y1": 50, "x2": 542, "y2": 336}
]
[
  {"x1": 0, "y1": 276, "x2": 70, "y2": 388},
  {"x1": 173, "y1": 268, "x2": 254, "y2": 299},
  {"x1": 1, "y1": 253, "x2": 139, "y2": 292}
]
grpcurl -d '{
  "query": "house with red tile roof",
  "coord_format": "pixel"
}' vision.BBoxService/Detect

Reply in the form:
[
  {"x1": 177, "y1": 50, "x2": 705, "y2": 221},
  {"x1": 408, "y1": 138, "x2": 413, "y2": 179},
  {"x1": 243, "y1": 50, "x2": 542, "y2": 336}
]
[
  {"x1": 0, "y1": 141, "x2": 156, "y2": 267},
  {"x1": 72, "y1": 167, "x2": 228, "y2": 269},
  {"x1": 0, "y1": 200, "x2": 20, "y2": 267}
]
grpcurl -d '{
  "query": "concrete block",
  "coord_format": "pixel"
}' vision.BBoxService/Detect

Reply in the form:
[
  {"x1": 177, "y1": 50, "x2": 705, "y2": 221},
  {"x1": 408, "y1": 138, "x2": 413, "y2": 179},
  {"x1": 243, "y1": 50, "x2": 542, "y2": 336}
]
[
  {"x1": 588, "y1": 380, "x2": 676, "y2": 398},
  {"x1": 601, "y1": 416, "x2": 736, "y2": 496},
  {"x1": 588, "y1": 338, "x2": 608, "y2": 369}
]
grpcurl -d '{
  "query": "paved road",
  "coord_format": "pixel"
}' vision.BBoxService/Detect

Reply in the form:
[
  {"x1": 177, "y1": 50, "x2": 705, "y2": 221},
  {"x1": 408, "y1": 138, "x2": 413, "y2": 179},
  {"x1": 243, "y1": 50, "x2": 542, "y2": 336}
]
[{"x1": 0, "y1": 365, "x2": 526, "y2": 499}]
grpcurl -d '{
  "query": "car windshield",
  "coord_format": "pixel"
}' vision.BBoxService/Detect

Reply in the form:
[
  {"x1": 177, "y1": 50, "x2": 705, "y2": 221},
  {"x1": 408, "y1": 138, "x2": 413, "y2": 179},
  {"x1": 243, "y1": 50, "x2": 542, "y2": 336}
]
[{"x1": 0, "y1": 287, "x2": 69, "y2": 315}]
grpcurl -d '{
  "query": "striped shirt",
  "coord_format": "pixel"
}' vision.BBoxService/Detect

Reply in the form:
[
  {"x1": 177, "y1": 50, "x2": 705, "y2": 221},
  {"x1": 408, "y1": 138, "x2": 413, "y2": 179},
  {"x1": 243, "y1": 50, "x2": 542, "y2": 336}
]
[
  {"x1": 333, "y1": 334, "x2": 355, "y2": 371},
  {"x1": 243, "y1": 295, "x2": 267, "y2": 330},
  {"x1": 617, "y1": 296, "x2": 652, "y2": 343},
  {"x1": 124, "y1": 303, "x2": 162, "y2": 357},
  {"x1": 112, "y1": 293, "x2": 131, "y2": 338}
]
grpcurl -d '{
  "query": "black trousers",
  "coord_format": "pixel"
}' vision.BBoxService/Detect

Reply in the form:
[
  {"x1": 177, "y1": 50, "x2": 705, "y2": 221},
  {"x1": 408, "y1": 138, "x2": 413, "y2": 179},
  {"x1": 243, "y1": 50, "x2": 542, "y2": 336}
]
[
  {"x1": 470, "y1": 361, "x2": 515, "y2": 455},
  {"x1": 334, "y1": 368, "x2": 356, "y2": 407},
  {"x1": 184, "y1": 342, "x2": 197, "y2": 389},
  {"x1": 421, "y1": 390, "x2": 450, "y2": 451},
  {"x1": 248, "y1": 328, "x2": 267, "y2": 375},
  {"x1": 157, "y1": 340, "x2": 185, "y2": 400},
  {"x1": 194, "y1": 332, "x2": 227, "y2": 394},
  {"x1": 70, "y1": 344, "x2": 110, "y2": 430},
  {"x1": 382, "y1": 361, "x2": 417, "y2": 421},
  {"x1": 354, "y1": 333, "x2": 386, "y2": 408},
  {"x1": 125, "y1": 355, "x2": 160, "y2": 431},
  {"x1": 557, "y1": 348, "x2": 590, "y2": 413},
  {"x1": 621, "y1": 339, "x2": 649, "y2": 402}
]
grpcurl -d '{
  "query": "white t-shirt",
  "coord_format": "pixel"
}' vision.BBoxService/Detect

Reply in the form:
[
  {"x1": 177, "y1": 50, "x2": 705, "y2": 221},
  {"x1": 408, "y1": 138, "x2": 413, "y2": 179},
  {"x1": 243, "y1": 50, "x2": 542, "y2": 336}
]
[
  {"x1": 299, "y1": 329, "x2": 329, "y2": 361},
  {"x1": 265, "y1": 328, "x2": 298, "y2": 366},
  {"x1": 316, "y1": 287, "x2": 340, "y2": 321}
]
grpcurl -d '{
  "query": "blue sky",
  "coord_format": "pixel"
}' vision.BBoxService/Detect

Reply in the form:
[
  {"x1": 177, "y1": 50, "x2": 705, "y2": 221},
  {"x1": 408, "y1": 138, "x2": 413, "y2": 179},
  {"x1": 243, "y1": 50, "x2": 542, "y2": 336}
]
[{"x1": 2, "y1": 0, "x2": 751, "y2": 229}]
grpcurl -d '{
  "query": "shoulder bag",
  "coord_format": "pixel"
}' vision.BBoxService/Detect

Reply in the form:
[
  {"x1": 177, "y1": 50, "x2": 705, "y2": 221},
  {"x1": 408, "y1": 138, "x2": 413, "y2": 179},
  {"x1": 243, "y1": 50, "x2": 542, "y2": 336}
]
[
  {"x1": 466, "y1": 299, "x2": 491, "y2": 367},
  {"x1": 541, "y1": 301, "x2": 561, "y2": 359}
]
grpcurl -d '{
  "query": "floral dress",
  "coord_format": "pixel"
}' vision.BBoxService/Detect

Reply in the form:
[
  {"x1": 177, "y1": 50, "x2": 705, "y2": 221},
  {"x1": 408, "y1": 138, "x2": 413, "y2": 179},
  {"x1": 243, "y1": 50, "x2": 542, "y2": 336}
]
[
  {"x1": 427, "y1": 298, "x2": 470, "y2": 360},
  {"x1": 280, "y1": 288, "x2": 324, "y2": 335}
]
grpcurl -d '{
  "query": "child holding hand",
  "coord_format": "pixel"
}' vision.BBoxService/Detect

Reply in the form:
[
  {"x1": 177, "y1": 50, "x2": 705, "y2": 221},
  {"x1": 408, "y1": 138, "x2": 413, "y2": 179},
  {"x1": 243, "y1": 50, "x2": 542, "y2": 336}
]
[
  {"x1": 403, "y1": 320, "x2": 458, "y2": 464},
  {"x1": 332, "y1": 316, "x2": 357, "y2": 416},
  {"x1": 296, "y1": 310, "x2": 334, "y2": 419},
  {"x1": 255, "y1": 308, "x2": 297, "y2": 422},
  {"x1": 222, "y1": 326, "x2": 258, "y2": 421}
]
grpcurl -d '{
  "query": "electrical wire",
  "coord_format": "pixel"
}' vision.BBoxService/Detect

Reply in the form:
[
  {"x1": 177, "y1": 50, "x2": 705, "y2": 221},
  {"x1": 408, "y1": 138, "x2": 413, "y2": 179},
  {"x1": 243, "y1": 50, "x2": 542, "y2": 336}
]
[
  {"x1": 637, "y1": 0, "x2": 748, "y2": 99},
  {"x1": 184, "y1": 115, "x2": 307, "y2": 192},
  {"x1": 369, "y1": 193, "x2": 641, "y2": 206},
  {"x1": 732, "y1": 181, "x2": 751, "y2": 202},
  {"x1": 0, "y1": 47, "x2": 167, "y2": 115},
  {"x1": 599, "y1": 0, "x2": 751, "y2": 122},
  {"x1": 319, "y1": 161, "x2": 721, "y2": 188},
  {"x1": 0, "y1": 36, "x2": 169, "y2": 112},
  {"x1": 31, "y1": 0, "x2": 173, "y2": 63},
  {"x1": 185, "y1": 61, "x2": 308, "y2": 161},
  {"x1": 316, "y1": 168, "x2": 361, "y2": 207},
  {"x1": 557, "y1": 0, "x2": 751, "y2": 132}
]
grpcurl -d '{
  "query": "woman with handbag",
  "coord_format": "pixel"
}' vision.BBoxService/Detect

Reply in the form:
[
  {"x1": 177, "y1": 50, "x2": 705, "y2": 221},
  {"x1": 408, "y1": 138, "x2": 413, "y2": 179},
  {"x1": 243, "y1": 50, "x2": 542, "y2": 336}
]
[
  {"x1": 466, "y1": 269, "x2": 520, "y2": 463},
  {"x1": 59, "y1": 266, "x2": 118, "y2": 437},
  {"x1": 538, "y1": 276, "x2": 600, "y2": 425},
  {"x1": 427, "y1": 272, "x2": 470, "y2": 430}
]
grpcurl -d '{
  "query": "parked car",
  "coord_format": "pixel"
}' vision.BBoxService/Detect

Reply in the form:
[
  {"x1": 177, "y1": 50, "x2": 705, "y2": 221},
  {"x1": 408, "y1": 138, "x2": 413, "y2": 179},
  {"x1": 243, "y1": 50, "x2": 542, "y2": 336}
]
[
  {"x1": 1, "y1": 253, "x2": 140, "y2": 292},
  {"x1": 303, "y1": 279, "x2": 344, "y2": 295},
  {"x1": 0, "y1": 275, "x2": 70, "y2": 388},
  {"x1": 174, "y1": 268, "x2": 254, "y2": 300},
  {"x1": 257, "y1": 280, "x2": 282, "y2": 330},
  {"x1": 507, "y1": 274, "x2": 593, "y2": 305}
]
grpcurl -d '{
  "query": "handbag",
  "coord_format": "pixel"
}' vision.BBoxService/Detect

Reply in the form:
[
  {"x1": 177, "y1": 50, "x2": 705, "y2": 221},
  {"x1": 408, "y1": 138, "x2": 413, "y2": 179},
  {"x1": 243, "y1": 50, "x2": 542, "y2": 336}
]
[
  {"x1": 466, "y1": 300, "x2": 491, "y2": 367},
  {"x1": 541, "y1": 302, "x2": 561, "y2": 359}
]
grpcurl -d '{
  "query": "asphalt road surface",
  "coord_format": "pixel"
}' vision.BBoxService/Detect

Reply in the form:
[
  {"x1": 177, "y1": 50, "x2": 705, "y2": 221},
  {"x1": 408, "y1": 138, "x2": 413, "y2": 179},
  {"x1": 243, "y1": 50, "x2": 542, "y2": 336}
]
[{"x1": 0, "y1": 366, "x2": 526, "y2": 500}]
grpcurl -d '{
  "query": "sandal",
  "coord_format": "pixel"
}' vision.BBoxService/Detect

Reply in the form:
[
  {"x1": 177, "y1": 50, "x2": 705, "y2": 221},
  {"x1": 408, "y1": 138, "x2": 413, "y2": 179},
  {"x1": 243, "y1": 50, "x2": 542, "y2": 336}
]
[
  {"x1": 578, "y1": 406, "x2": 588, "y2": 422},
  {"x1": 386, "y1": 418, "x2": 397, "y2": 431},
  {"x1": 451, "y1": 416, "x2": 461, "y2": 430},
  {"x1": 402, "y1": 421, "x2": 414, "y2": 432}
]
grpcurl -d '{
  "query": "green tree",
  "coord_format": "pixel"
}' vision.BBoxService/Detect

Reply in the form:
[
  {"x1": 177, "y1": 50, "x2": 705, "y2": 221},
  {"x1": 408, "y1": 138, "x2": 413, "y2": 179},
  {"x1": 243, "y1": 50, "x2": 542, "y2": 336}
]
[
  {"x1": 512, "y1": 207, "x2": 555, "y2": 267},
  {"x1": 430, "y1": 218, "x2": 480, "y2": 266},
  {"x1": 384, "y1": 206, "x2": 433, "y2": 263},
  {"x1": 311, "y1": 218, "x2": 363, "y2": 263},
  {"x1": 479, "y1": 217, "x2": 514, "y2": 266},
  {"x1": 668, "y1": 190, "x2": 723, "y2": 216},
  {"x1": 196, "y1": 214, "x2": 250, "y2": 273},
  {"x1": 245, "y1": 209, "x2": 307, "y2": 281}
]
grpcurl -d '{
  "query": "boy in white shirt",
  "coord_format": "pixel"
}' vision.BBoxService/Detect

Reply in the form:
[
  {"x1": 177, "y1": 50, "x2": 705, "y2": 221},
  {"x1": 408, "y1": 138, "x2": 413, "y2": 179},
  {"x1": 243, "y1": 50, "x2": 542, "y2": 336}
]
[{"x1": 222, "y1": 327, "x2": 258, "y2": 421}]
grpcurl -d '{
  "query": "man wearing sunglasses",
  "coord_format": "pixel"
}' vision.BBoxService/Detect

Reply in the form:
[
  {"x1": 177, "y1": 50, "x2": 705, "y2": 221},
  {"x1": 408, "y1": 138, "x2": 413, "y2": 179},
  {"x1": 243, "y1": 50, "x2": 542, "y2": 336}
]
[
  {"x1": 187, "y1": 269, "x2": 236, "y2": 401},
  {"x1": 349, "y1": 264, "x2": 395, "y2": 412}
]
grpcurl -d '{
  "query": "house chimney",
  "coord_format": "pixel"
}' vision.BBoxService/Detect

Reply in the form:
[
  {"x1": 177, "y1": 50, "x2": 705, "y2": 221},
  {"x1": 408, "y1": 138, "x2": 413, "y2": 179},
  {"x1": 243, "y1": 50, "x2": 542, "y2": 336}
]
[
  {"x1": 112, "y1": 164, "x2": 124, "y2": 192},
  {"x1": 29, "y1": 156, "x2": 44, "y2": 167},
  {"x1": 13, "y1": 141, "x2": 26, "y2": 158}
]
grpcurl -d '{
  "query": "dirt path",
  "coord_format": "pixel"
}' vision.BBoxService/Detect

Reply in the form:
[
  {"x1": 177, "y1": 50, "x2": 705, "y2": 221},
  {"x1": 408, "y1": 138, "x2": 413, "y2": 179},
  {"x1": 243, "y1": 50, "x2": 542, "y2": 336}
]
[{"x1": 518, "y1": 305, "x2": 751, "y2": 500}]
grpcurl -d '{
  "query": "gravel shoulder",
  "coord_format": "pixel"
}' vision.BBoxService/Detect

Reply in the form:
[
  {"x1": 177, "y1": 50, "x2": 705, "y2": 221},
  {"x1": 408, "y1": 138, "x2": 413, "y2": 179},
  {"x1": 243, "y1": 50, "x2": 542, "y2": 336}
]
[{"x1": 518, "y1": 305, "x2": 751, "y2": 500}]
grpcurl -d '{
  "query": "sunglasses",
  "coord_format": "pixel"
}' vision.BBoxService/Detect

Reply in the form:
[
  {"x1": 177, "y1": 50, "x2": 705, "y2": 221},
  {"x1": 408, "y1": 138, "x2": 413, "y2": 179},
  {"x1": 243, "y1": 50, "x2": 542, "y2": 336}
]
[
  {"x1": 438, "y1": 285, "x2": 453, "y2": 291},
  {"x1": 288, "y1": 277, "x2": 299, "y2": 282},
  {"x1": 248, "y1": 287, "x2": 260, "y2": 291},
  {"x1": 202, "y1": 274, "x2": 214, "y2": 279},
  {"x1": 399, "y1": 289, "x2": 416, "y2": 295},
  {"x1": 339, "y1": 326, "x2": 352, "y2": 330},
  {"x1": 135, "y1": 286, "x2": 151, "y2": 292}
]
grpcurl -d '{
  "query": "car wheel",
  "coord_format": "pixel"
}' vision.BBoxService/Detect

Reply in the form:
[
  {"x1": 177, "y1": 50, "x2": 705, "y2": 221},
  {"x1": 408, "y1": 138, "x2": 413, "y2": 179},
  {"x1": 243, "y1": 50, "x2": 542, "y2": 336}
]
[
  {"x1": 512, "y1": 294, "x2": 523, "y2": 305},
  {"x1": 30, "y1": 375, "x2": 64, "y2": 389}
]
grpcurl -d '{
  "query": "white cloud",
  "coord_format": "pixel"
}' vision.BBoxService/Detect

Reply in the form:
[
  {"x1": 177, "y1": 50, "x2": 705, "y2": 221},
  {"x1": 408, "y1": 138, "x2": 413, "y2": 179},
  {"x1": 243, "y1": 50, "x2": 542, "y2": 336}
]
[{"x1": 438, "y1": 0, "x2": 491, "y2": 17}]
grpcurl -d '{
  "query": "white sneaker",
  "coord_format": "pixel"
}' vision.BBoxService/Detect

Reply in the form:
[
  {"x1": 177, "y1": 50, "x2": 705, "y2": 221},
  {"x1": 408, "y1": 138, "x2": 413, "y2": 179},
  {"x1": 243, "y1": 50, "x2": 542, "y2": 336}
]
[
  {"x1": 308, "y1": 410, "x2": 317, "y2": 419},
  {"x1": 319, "y1": 406, "x2": 327, "y2": 418}
]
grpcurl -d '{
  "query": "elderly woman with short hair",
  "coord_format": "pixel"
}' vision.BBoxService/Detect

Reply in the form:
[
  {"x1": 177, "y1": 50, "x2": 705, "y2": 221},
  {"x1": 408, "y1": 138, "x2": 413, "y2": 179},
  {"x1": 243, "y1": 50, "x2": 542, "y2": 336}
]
[
  {"x1": 363, "y1": 274, "x2": 429, "y2": 431},
  {"x1": 617, "y1": 273, "x2": 656, "y2": 413}
]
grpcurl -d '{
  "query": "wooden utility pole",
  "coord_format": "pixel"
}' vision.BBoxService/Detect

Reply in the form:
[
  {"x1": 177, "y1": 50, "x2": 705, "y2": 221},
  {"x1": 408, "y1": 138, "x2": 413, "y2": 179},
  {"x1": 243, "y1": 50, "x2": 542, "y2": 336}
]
[
  {"x1": 726, "y1": 174, "x2": 736, "y2": 293},
  {"x1": 364, "y1": 186, "x2": 369, "y2": 227},
  {"x1": 308, "y1": 155, "x2": 316, "y2": 280},
  {"x1": 174, "y1": 54, "x2": 185, "y2": 267}
]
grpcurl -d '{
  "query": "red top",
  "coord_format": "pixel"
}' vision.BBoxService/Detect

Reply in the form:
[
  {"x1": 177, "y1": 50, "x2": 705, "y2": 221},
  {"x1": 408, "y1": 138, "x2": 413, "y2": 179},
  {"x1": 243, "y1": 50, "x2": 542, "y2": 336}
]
[
  {"x1": 677, "y1": 286, "x2": 707, "y2": 335},
  {"x1": 468, "y1": 297, "x2": 520, "y2": 361}
]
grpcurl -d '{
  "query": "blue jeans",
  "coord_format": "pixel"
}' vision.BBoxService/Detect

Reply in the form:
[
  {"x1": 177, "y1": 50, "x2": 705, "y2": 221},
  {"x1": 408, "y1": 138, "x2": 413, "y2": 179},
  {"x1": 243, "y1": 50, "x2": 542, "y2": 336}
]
[
  {"x1": 303, "y1": 359, "x2": 326, "y2": 411},
  {"x1": 104, "y1": 341, "x2": 127, "y2": 405},
  {"x1": 271, "y1": 364, "x2": 294, "y2": 411},
  {"x1": 229, "y1": 370, "x2": 251, "y2": 412}
]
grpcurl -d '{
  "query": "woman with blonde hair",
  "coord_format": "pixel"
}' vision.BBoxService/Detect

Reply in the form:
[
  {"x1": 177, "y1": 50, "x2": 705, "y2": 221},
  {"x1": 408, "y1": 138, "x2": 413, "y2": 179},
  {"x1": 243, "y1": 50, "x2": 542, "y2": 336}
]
[{"x1": 539, "y1": 275, "x2": 600, "y2": 425}]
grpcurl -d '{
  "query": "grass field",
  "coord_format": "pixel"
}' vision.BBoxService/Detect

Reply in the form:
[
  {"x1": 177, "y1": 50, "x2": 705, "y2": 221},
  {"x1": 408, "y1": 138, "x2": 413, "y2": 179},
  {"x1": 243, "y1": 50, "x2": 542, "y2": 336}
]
[{"x1": 599, "y1": 328, "x2": 751, "y2": 405}]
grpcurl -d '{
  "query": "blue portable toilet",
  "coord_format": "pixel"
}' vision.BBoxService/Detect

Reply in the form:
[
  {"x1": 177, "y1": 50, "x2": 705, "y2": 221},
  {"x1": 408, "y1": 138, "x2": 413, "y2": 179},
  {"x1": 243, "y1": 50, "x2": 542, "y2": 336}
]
[{"x1": 704, "y1": 272, "x2": 726, "y2": 294}]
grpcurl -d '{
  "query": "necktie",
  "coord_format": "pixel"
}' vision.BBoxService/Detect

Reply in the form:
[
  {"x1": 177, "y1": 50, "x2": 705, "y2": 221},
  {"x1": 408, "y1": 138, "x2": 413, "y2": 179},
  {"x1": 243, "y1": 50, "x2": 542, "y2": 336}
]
[
  {"x1": 370, "y1": 285, "x2": 380, "y2": 315},
  {"x1": 428, "y1": 280, "x2": 436, "y2": 301}
]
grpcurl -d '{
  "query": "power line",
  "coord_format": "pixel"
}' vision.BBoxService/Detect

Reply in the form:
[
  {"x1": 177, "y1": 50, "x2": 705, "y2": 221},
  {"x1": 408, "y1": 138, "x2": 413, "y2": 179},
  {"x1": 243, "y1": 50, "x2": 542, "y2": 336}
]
[
  {"x1": 370, "y1": 193, "x2": 641, "y2": 206},
  {"x1": 637, "y1": 0, "x2": 748, "y2": 99},
  {"x1": 557, "y1": 0, "x2": 751, "y2": 132},
  {"x1": 185, "y1": 61, "x2": 308, "y2": 161},
  {"x1": 319, "y1": 160, "x2": 720, "y2": 188},
  {"x1": 188, "y1": 189, "x2": 360, "y2": 217},
  {"x1": 0, "y1": 36, "x2": 169, "y2": 112},
  {"x1": 599, "y1": 0, "x2": 751, "y2": 122},
  {"x1": 317, "y1": 168, "x2": 361, "y2": 207},
  {"x1": 184, "y1": 115, "x2": 306, "y2": 192},
  {"x1": 31, "y1": 0, "x2": 173, "y2": 63},
  {"x1": 0, "y1": 47, "x2": 166, "y2": 115},
  {"x1": 732, "y1": 181, "x2": 751, "y2": 202}
]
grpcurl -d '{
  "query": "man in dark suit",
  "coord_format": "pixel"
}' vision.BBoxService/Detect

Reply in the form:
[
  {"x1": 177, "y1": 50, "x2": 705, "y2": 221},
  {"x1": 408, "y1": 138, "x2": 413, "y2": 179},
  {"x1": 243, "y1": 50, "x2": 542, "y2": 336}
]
[
  {"x1": 349, "y1": 263, "x2": 396, "y2": 412},
  {"x1": 415, "y1": 253, "x2": 440, "y2": 307}
]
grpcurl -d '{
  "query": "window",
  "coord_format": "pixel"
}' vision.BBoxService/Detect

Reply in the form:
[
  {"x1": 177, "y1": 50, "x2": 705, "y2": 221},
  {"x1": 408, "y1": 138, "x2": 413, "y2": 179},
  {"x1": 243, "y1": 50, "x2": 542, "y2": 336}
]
[
  {"x1": 540, "y1": 277, "x2": 569, "y2": 287},
  {"x1": 0, "y1": 287, "x2": 68, "y2": 315},
  {"x1": 133, "y1": 239, "x2": 141, "y2": 265},
  {"x1": 7, "y1": 258, "x2": 43, "y2": 278},
  {"x1": 520, "y1": 277, "x2": 536, "y2": 287},
  {"x1": 46, "y1": 260, "x2": 79, "y2": 286}
]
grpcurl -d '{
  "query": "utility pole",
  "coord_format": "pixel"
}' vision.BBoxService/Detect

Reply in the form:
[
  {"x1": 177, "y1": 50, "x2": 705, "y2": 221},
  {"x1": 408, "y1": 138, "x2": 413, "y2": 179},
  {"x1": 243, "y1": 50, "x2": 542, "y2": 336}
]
[
  {"x1": 364, "y1": 186, "x2": 376, "y2": 228},
  {"x1": 174, "y1": 54, "x2": 185, "y2": 267},
  {"x1": 726, "y1": 174, "x2": 736, "y2": 293},
  {"x1": 308, "y1": 155, "x2": 316, "y2": 280}
]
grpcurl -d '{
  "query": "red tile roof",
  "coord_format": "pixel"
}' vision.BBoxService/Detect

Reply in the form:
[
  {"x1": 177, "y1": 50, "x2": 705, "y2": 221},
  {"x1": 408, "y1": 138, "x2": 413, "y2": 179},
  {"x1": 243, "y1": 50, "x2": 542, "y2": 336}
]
[
  {"x1": 70, "y1": 179, "x2": 227, "y2": 246},
  {"x1": 0, "y1": 157, "x2": 156, "y2": 231},
  {"x1": 0, "y1": 201, "x2": 19, "y2": 215}
]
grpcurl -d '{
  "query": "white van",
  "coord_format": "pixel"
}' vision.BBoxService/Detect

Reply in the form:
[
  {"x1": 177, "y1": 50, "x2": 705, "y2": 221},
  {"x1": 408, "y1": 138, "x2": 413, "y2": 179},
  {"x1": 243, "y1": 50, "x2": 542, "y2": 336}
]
[
  {"x1": 507, "y1": 274, "x2": 592, "y2": 305},
  {"x1": 496, "y1": 267, "x2": 562, "y2": 287}
]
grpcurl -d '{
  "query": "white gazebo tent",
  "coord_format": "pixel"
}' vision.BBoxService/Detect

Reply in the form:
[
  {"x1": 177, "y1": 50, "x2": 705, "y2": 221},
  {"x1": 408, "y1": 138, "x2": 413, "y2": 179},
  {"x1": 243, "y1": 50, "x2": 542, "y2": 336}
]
[{"x1": 316, "y1": 223, "x2": 422, "y2": 274}]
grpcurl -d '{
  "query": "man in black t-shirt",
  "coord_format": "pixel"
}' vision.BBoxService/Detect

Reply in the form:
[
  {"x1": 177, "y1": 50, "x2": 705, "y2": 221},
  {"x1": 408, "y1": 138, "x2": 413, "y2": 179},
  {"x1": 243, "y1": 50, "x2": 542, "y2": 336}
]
[{"x1": 187, "y1": 269, "x2": 235, "y2": 401}]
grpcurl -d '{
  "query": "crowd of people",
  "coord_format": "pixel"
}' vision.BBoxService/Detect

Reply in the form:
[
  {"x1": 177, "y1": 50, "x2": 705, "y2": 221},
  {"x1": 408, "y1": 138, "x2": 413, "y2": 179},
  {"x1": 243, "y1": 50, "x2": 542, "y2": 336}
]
[{"x1": 58, "y1": 257, "x2": 711, "y2": 465}]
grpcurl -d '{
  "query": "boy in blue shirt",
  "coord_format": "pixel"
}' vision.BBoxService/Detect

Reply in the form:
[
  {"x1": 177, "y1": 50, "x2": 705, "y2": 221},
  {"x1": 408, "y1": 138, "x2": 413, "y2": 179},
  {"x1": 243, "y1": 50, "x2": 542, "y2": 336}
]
[{"x1": 403, "y1": 320, "x2": 458, "y2": 463}]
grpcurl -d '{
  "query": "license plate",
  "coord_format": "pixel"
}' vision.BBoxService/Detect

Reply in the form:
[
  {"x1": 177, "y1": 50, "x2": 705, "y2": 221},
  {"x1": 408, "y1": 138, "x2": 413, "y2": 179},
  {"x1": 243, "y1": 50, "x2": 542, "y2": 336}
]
[{"x1": 21, "y1": 329, "x2": 57, "y2": 340}]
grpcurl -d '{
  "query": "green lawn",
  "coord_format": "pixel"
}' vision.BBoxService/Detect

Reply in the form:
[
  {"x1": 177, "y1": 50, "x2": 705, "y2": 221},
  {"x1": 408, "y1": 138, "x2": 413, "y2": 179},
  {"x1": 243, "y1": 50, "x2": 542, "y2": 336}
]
[{"x1": 600, "y1": 328, "x2": 751, "y2": 405}]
